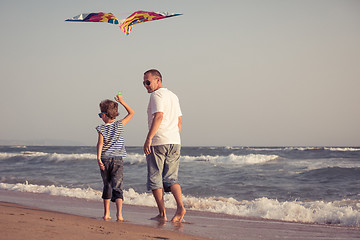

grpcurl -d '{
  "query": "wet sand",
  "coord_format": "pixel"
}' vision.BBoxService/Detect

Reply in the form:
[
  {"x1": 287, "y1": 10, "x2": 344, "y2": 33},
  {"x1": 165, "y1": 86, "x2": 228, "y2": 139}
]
[
  {"x1": 0, "y1": 202, "x2": 210, "y2": 240},
  {"x1": 1, "y1": 190, "x2": 359, "y2": 240}
]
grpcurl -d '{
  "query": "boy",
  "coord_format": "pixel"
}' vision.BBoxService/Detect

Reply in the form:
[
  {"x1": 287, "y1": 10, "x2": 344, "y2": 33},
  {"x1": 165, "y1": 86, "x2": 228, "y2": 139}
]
[{"x1": 96, "y1": 94, "x2": 134, "y2": 221}]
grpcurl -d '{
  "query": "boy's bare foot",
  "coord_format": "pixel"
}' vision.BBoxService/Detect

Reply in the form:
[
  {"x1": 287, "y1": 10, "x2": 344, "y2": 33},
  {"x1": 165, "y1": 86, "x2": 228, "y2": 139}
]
[
  {"x1": 103, "y1": 216, "x2": 111, "y2": 221},
  {"x1": 150, "y1": 214, "x2": 167, "y2": 222},
  {"x1": 171, "y1": 207, "x2": 186, "y2": 223},
  {"x1": 117, "y1": 215, "x2": 124, "y2": 222}
]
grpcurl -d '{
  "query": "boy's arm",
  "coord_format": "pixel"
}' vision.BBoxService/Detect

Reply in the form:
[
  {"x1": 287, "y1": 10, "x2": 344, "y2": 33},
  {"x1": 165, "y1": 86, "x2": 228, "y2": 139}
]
[
  {"x1": 115, "y1": 95, "x2": 134, "y2": 126},
  {"x1": 96, "y1": 132, "x2": 105, "y2": 171}
]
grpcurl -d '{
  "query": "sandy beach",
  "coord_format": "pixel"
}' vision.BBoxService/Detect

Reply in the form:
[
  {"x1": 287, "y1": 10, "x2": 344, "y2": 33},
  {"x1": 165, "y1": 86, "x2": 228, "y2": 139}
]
[
  {"x1": 1, "y1": 190, "x2": 360, "y2": 240},
  {"x1": 1, "y1": 202, "x2": 210, "y2": 240}
]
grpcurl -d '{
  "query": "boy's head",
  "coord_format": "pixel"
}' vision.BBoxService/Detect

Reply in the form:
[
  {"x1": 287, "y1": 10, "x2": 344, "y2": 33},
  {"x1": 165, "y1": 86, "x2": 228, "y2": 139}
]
[{"x1": 99, "y1": 99, "x2": 119, "y2": 120}]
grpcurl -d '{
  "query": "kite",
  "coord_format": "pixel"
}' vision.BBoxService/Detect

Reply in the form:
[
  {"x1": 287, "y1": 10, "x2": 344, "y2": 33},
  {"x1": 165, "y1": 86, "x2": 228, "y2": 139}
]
[
  {"x1": 120, "y1": 11, "x2": 182, "y2": 35},
  {"x1": 65, "y1": 11, "x2": 182, "y2": 35},
  {"x1": 65, "y1": 12, "x2": 119, "y2": 24}
]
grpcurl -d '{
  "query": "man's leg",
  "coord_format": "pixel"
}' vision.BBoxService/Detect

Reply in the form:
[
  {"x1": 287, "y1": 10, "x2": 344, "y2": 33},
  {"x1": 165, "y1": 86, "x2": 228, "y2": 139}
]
[
  {"x1": 162, "y1": 145, "x2": 185, "y2": 222},
  {"x1": 151, "y1": 188, "x2": 167, "y2": 221},
  {"x1": 170, "y1": 184, "x2": 186, "y2": 222}
]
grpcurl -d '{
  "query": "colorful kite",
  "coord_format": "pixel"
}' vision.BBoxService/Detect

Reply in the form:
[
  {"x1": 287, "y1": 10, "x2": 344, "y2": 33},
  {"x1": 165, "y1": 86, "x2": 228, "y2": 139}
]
[
  {"x1": 120, "y1": 11, "x2": 182, "y2": 35},
  {"x1": 65, "y1": 12, "x2": 119, "y2": 24},
  {"x1": 65, "y1": 11, "x2": 182, "y2": 35}
]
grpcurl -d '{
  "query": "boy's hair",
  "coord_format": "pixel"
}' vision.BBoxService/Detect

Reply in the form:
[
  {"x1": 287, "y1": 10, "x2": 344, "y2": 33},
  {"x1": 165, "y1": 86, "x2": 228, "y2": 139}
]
[
  {"x1": 144, "y1": 69, "x2": 162, "y2": 82},
  {"x1": 99, "y1": 99, "x2": 119, "y2": 119}
]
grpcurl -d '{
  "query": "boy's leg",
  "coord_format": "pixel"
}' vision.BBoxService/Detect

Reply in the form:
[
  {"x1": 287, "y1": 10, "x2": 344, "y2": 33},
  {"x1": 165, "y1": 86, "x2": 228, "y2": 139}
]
[
  {"x1": 101, "y1": 160, "x2": 112, "y2": 220},
  {"x1": 110, "y1": 157, "x2": 124, "y2": 221},
  {"x1": 115, "y1": 198, "x2": 123, "y2": 221},
  {"x1": 103, "y1": 199, "x2": 111, "y2": 220},
  {"x1": 170, "y1": 184, "x2": 186, "y2": 222},
  {"x1": 151, "y1": 188, "x2": 167, "y2": 221}
]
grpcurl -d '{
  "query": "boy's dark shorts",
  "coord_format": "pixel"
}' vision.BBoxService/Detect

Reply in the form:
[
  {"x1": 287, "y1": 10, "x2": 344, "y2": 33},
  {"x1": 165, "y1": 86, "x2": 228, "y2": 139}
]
[{"x1": 100, "y1": 156, "x2": 124, "y2": 202}]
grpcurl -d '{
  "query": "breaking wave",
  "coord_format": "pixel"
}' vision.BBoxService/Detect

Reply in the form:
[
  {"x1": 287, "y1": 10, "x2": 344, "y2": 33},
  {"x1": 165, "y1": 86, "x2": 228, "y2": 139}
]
[{"x1": 1, "y1": 182, "x2": 359, "y2": 227}]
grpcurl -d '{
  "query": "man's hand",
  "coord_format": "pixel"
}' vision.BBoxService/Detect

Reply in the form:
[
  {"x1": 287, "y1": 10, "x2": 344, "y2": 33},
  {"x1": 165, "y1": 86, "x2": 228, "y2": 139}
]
[
  {"x1": 144, "y1": 138, "x2": 152, "y2": 155},
  {"x1": 144, "y1": 112, "x2": 163, "y2": 155}
]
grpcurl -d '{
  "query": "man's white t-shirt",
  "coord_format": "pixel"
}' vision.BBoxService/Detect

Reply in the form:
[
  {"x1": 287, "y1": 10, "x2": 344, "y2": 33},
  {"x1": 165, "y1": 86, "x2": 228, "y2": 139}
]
[{"x1": 147, "y1": 88, "x2": 182, "y2": 146}]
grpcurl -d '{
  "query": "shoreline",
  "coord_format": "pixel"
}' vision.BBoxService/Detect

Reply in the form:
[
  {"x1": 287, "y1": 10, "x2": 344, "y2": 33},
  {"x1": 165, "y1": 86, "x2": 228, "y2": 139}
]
[{"x1": 1, "y1": 190, "x2": 360, "y2": 239}]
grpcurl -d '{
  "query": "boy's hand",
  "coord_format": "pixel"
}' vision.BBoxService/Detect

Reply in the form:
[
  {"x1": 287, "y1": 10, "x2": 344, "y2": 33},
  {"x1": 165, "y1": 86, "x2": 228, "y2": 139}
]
[
  {"x1": 114, "y1": 94, "x2": 123, "y2": 103},
  {"x1": 98, "y1": 160, "x2": 105, "y2": 171}
]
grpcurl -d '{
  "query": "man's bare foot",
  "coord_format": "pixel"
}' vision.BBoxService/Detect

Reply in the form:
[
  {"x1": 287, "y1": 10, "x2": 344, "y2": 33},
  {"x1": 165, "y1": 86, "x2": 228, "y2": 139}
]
[
  {"x1": 117, "y1": 215, "x2": 124, "y2": 222},
  {"x1": 150, "y1": 214, "x2": 167, "y2": 222},
  {"x1": 171, "y1": 207, "x2": 186, "y2": 223},
  {"x1": 103, "y1": 216, "x2": 111, "y2": 221}
]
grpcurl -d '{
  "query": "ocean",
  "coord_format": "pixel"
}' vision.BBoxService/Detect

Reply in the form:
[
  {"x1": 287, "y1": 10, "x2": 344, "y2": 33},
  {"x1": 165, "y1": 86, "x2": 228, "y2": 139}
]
[{"x1": 0, "y1": 145, "x2": 359, "y2": 227}]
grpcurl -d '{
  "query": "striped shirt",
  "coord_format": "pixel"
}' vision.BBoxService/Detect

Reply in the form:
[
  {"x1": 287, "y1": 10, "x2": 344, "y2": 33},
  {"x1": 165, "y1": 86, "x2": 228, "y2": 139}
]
[{"x1": 96, "y1": 120, "x2": 126, "y2": 158}]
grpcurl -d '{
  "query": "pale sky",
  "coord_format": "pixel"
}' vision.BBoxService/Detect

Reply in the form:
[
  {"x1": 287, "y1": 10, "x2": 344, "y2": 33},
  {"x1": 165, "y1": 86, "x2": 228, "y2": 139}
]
[{"x1": 0, "y1": 0, "x2": 359, "y2": 146}]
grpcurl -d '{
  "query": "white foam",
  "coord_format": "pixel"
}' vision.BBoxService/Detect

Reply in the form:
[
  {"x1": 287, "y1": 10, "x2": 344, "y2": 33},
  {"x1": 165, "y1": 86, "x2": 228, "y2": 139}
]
[
  {"x1": 0, "y1": 152, "x2": 20, "y2": 158},
  {"x1": 224, "y1": 146, "x2": 241, "y2": 150},
  {"x1": 2, "y1": 182, "x2": 358, "y2": 226},
  {"x1": 0, "y1": 151, "x2": 96, "y2": 161},
  {"x1": 246, "y1": 147, "x2": 285, "y2": 151},
  {"x1": 183, "y1": 196, "x2": 360, "y2": 226},
  {"x1": 284, "y1": 147, "x2": 321, "y2": 151},
  {"x1": 0, "y1": 182, "x2": 101, "y2": 200},
  {"x1": 125, "y1": 153, "x2": 146, "y2": 164},
  {"x1": 126, "y1": 153, "x2": 279, "y2": 167},
  {"x1": 287, "y1": 158, "x2": 360, "y2": 171},
  {"x1": 181, "y1": 154, "x2": 279, "y2": 166},
  {"x1": 0, "y1": 151, "x2": 146, "y2": 164},
  {"x1": 325, "y1": 147, "x2": 360, "y2": 152}
]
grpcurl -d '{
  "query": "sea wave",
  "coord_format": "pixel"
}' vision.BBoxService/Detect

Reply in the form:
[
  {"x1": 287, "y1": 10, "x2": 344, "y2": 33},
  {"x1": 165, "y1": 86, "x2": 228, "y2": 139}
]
[
  {"x1": 181, "y1": 154, "x2": 279, "y2": 166},
  {"x1": 0, "y1": 151, "x2": 144, "y2": 164},
  {"x1": 0, "y1": 151, "x2": 278, "y2": 167},
  {"x1": 285, "y1": 147, "x2": 360, "y2": 152},
  {"x1": 2, "y1": 182, "x2": 358, "y2": 227},
  {"x1": 217, "y1": 146, "x2": 360, "y2": 152},
  {"x1": 0, "y1": 151, "x2": 96, "y2": 162},
  {"x1": 325, "y1": 147, "x2": 360, "y2": 152}
]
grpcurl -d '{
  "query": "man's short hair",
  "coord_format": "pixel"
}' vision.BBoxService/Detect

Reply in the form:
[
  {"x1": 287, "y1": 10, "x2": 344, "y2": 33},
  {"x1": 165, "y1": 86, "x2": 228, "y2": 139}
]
[{"x1": 144, "y1": 69, "x2": 162, "y2": 82}]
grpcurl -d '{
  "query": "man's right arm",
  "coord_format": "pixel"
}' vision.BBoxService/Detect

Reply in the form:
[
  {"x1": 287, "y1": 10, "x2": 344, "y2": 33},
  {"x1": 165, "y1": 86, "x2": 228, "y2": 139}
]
[
  {"x1": 178, "y1": 116, "x2": 182, "y2": 133},
  {"x1": 144, "y1": 112, "x2": 163, "y2": 155}
]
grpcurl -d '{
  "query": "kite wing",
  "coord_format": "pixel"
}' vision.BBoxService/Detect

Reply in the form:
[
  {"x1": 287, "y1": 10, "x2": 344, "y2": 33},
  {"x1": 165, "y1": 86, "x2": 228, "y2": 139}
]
[
  {"x1": 65, "y1": 12, "x2": 119, "y2": 25},
  {"x1": 120, "y1": 11, "x2": 182, "y2": 35}
]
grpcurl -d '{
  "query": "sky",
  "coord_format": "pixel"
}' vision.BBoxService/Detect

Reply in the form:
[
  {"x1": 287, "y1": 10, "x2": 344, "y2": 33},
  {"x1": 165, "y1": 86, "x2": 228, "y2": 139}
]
[{"x1": 0, "y1": 0, "x2": 359, "y2": 147}]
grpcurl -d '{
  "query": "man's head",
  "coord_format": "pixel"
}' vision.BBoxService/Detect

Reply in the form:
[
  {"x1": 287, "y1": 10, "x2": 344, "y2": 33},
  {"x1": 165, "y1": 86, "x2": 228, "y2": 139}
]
[
  {"x1": 143, "y1": 69, "x2": 163, "y2": 93},
  {"x1": 99, "y1": 99, "x2": 119, "y2": 120}
]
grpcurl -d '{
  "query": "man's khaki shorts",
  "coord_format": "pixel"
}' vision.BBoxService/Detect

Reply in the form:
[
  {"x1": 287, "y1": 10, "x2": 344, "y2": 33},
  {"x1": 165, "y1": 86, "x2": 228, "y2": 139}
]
[{"x1": 146, "y1": 144, "x2": 181, "y2": 192}]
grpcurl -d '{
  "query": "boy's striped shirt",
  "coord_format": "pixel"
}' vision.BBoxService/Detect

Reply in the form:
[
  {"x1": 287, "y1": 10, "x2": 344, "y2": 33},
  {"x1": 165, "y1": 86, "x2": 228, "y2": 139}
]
[{"x1": 96, "y1": 120, "x2": 126, "y2": 158}]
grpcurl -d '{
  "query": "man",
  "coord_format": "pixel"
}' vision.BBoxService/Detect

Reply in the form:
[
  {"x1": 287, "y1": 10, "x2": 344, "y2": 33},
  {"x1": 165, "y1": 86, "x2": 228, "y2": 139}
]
[{"x1": 143, "y1": 69, "x2": 186, "y2": 223}]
